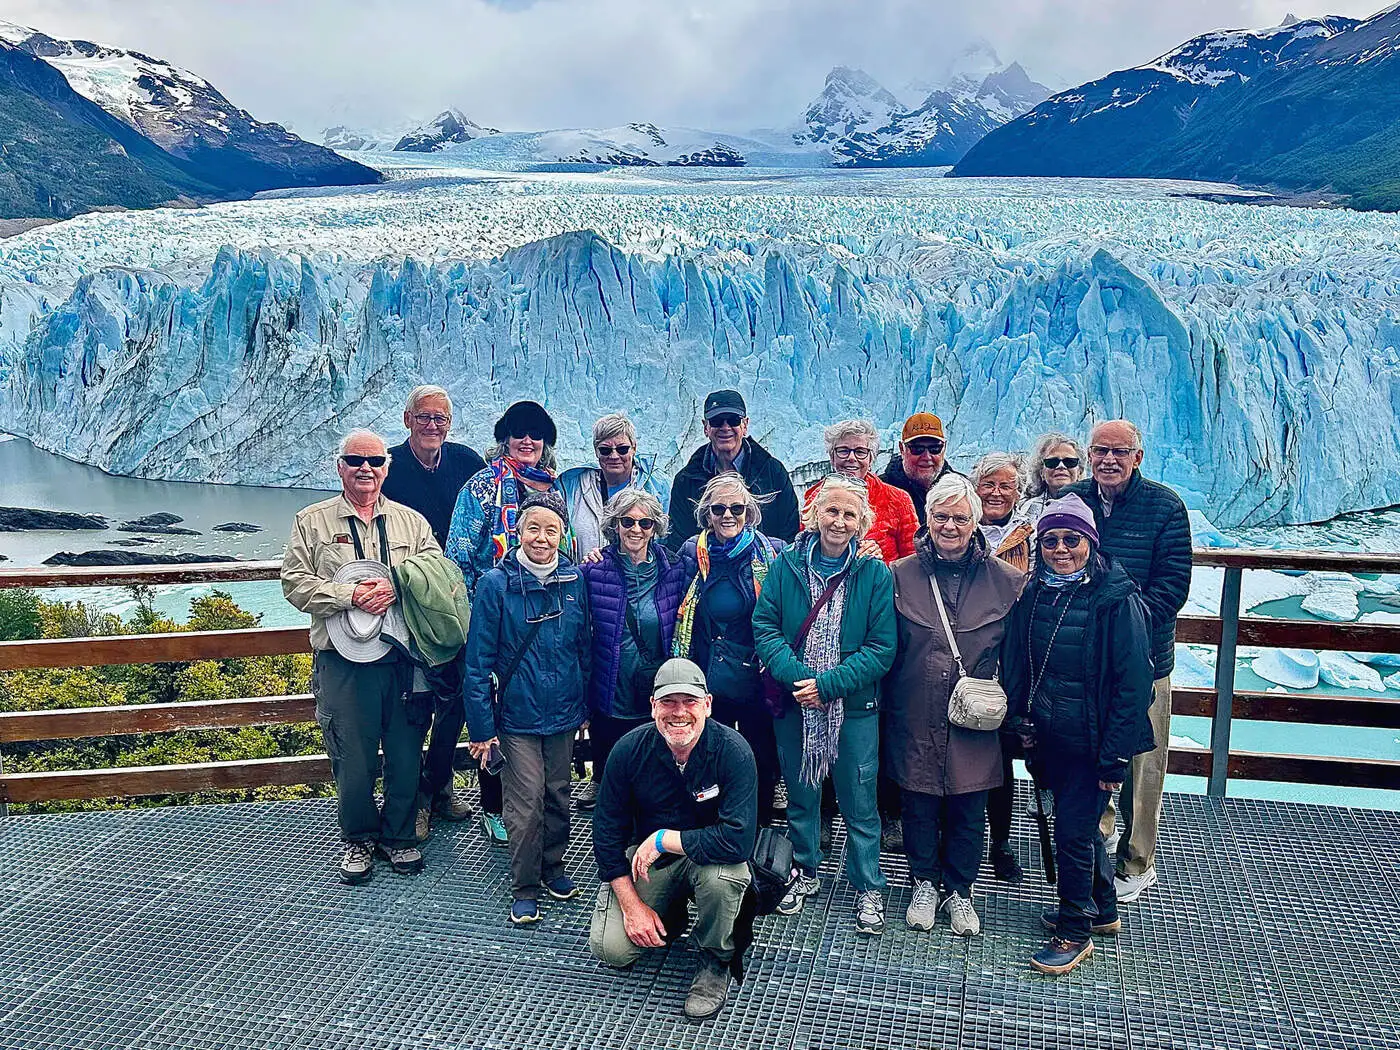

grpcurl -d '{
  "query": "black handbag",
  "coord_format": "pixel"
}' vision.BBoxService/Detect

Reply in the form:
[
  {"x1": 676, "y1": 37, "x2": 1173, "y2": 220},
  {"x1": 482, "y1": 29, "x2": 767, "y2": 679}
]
[
  {"x1": 748, "y1": 826, "x2": 796, "y2": 916},
  {"x1": 624, "y1": 603, "x2": 665, "y2": 700}
]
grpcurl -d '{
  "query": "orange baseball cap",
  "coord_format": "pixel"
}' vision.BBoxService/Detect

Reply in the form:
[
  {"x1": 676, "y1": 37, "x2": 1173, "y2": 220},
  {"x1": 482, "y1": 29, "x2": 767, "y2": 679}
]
[{"x1": 901, "y1": 413, "x2": 945, "y2": 442}]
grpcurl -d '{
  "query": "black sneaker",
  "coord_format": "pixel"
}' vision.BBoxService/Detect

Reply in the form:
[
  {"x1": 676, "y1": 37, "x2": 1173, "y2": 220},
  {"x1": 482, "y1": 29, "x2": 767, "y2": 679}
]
[
  {"x1": 991, "y1": 840, "x2": 1024, "y2": 883},
  {"x1": 1040, "y1": 908, "x2": 1121, "y2": 935}
]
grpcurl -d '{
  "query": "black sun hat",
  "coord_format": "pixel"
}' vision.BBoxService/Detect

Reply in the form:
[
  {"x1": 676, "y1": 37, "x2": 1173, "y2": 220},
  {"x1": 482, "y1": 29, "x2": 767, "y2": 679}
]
[{"x1": 494, "y1": 400, "x2": 557, "y2": 446}]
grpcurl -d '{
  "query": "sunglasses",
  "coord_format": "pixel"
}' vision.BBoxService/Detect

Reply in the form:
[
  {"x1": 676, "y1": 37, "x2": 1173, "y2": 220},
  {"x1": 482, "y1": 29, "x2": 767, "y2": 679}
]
[
  {"x1": 1039, "y1": 533, "x2": 1084, "y2": 550},
  {"x1": 411, "y1": 413, "x2": 450, "y2": 428},
  {"x1": 1043, "y1": 457, "x2": 1080, "y2": 469},
  {"x1": 509, "y1": 429, "x2": 547, "y2": 441},
  {"x1": 596, "y1": 444, "x2": 632, "y2": 457},
  {"x1": 340, "y1": 454, "x2": 387, "y2": 468},
  {"x1": 907, "y1": 439, "x2": 945, "y2": 456},
  {"x1": 619, "y1": 516, "x2": 655, "y2": 531},
  {"x1": 709, "y1": 503, "x2": 747, "y2": 519},
  {"x1": 707, "y1": 414, "x2": 744, "y2": 429}
]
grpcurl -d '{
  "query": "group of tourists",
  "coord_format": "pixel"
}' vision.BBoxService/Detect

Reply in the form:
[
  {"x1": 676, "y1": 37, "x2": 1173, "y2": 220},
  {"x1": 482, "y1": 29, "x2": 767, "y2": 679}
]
[{"x1": 281, "y1": 384, "x2": 1191, "y2": 1021}]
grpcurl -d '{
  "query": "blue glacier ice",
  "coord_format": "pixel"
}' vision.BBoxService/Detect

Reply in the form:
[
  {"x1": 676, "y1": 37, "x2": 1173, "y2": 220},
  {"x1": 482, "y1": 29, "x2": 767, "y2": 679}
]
[{"x1": 1, "y1": 167, "x2": 1399, "y2": 527}]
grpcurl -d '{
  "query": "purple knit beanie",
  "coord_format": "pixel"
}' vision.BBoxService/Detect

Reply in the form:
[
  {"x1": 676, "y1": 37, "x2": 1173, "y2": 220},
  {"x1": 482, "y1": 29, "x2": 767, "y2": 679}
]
[{"x1": 1037, "y1": 493, "x2": 1099, "y2": 546}]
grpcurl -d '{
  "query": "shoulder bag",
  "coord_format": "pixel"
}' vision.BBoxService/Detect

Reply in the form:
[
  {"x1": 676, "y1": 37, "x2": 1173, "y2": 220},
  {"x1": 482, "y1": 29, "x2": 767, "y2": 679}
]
[{"x1": 929, "y1": 574, "x2": 1007, "y2": 731}]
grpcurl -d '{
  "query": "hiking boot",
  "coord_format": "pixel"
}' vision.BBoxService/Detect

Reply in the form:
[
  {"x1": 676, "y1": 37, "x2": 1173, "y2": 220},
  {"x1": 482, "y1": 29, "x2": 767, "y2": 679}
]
[
  {"x1": 880, "y1": 817, "x2": 904, "y2": 853},
  {"x1": 1114, "y1": 867, "x2": 1158, "y2": 903},
  {"x1": 771, "y1": 778, "x2": 789, "y2": 812},
  {"x1": 375, "y1": 844, "x2": 424, "y2": 875},
  {"x1": 1031, "y1": 936, "x2": 1094, "y2": 975},
  {"x1": 414, "y1": 807, "x2": 432, "y2": 844},
  {"x1": 683, "y1": 955, "x2": 731, "y2": 1022},
  {"x1": 905, "y1": 879, "x2": 940, "y2": 932},
  {"x1": 545, "y1": 875, "x2": 579, "y2": 900},
  {"x1": 480, "y1": 811, "x2": 509, "y2": 846},
  {"x1": 854, "y1": 890, "x2": 885, "y2": 936},
  {"x1": 942, "y1": 891, "x2": 980, "y2": 936},
  {"x1": 991, "y1": 840, "x2": 1024, "y2": 883},
  {"x1": 776, "y1": 873, "x2": 821, "y2": 916},
  {"x1": 339, "y1": 842, "x2": 374, "y2": 884},
  {"x1": 1041, "y1": 908, "x2": 1121, "y2": 935},
  {"x1": 574, "y1": 780, "x2": 599, "y2": 811},
  {"x1": 433, "y1": 791, "x2": 473, "y2": 822},
  {"x1": 510, "y1": 899, "x2": 541, "y2": 925}
]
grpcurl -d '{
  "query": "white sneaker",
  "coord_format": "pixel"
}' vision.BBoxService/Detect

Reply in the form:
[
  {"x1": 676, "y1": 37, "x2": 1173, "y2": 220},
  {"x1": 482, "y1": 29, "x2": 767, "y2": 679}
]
[
  {"x1": 906, "y1": 879, "x2": 940, "y2": 931},
  {"x1": 854, "y1": 890, "x2": 885, "y2": 935},
  {"x1": 942, "y1": 890, "x2": 981, "y2": 936},
  {"x1": 1114, "y1": 868, "x2": 1158, "y2": 903},
  {"x1": 776, "y1": 873, "x2": 820, "y2": 916},
  {"x1": 771, "y1": 778, "x2": 789, "y2": 812},
  {"x1": 1104, "y1": 829, "x2": 1121, "y2": 857}
]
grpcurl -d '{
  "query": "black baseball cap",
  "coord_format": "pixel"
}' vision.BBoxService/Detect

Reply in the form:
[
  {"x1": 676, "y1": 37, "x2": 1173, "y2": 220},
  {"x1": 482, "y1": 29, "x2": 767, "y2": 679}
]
[{"x1": 703, "y1": 390, "x2": 746, "y2": 421}]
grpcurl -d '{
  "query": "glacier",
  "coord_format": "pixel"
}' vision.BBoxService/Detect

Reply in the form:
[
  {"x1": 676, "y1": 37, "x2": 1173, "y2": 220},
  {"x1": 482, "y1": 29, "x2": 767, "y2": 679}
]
[{"x1": 1, "y1": 165, "x2": 1400, "y2": 527}]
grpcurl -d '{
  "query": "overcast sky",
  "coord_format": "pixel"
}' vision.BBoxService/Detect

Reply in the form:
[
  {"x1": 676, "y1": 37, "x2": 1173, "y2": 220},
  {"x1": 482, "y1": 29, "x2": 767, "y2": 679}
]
[{"x1": 0, "y1": 0, "x2": 1388, "y2": 136}]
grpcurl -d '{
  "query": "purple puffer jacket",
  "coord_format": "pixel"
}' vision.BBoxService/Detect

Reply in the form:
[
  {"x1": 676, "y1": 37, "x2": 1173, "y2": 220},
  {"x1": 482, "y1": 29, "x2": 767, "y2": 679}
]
[{"x1": 580, "y1": 544, "x2": 693, "y2": 718}]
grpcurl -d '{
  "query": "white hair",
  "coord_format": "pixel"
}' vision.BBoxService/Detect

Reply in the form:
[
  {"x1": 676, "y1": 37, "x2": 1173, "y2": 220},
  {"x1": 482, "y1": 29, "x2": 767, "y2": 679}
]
[
  {"x1": 592, "y1": 412, "x2": 638, "y2": 448},
  {"x1": 1089, "y1": 419, "x2": 1144, "y2": 449},
  {"x1": 693, "y1": 471, "x2": 771, "y2": 529},
  {"x1": 802, "y1": 473, "x2": 875, "y2": 537},
  {"x1": 925, "y1": 473, "x2": 981, "y2": 523},
  {"x1": 823, "y1": 419, "x2": 879, "y2": 457},
  {"x1": 405, "y1": 385, "x2": 453, "y2": 416},
  {"x1": 970, "y1": 451, "x2": 1024, "y2": 493},
  {"x1": 337, "y1": 429, "x2": 390, "y2": 459}
]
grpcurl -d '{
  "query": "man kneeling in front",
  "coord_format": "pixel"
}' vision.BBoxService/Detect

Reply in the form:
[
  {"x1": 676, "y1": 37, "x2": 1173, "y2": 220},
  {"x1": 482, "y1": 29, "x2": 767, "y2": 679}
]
[{"x1": 589, "y1": 657, "x2": 757, "y2": 1022}]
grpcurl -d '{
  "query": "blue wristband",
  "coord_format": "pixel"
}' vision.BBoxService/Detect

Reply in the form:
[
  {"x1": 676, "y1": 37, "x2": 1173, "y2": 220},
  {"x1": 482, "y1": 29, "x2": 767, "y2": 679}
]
[{"x1": 654, "y1": 829, "x2": 667, "y2": 854}]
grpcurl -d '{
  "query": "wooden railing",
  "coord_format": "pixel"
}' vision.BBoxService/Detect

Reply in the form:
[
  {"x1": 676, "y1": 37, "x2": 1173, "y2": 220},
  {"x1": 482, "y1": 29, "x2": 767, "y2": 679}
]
[{"x1": 0, "y1": 551, "x2": 1398, "y2": 806}]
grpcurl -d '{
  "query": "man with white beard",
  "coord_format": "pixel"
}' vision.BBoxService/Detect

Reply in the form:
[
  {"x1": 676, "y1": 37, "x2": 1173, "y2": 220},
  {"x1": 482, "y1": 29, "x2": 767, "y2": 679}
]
[{"x1": 588, "y1": 658, "x2": 758, "y2": 1023}]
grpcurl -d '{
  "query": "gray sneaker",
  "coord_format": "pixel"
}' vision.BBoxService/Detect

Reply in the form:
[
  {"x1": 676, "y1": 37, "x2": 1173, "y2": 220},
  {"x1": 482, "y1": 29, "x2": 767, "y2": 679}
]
[
  {"x1": 375, "y1": 843, "x2": 424, "y2": 875},
  {"x1": 339, "y1": 842, "x2": 374, "y2": 884},
  {"x1": 942, "y1": 890, "x2": 980, "y2": 936},
  {"x1": 1113, "y1": 867, "x2": 1157, "y2": 903},
  {"x1": 776, "y1": 873, "x2": 821, "y2": 916},
  {"x1": 854, "y1": 890, "x2": 885, "y2": 935},
  {"x1": 906, "y1": 878, "x2": 940, "y2": 931},
  {"x1": 415, "y1": 807, "x2": 432, "y2": 843},
  {"x1": 683, "y1": 955, "x2": 731, "y2": 1022}
]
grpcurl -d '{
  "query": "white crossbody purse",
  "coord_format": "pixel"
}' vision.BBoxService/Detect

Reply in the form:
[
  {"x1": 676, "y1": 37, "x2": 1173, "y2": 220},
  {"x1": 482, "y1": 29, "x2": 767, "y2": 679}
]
[{"x1": 930, "y1": 576, "x2": 1008, "y2": 732}]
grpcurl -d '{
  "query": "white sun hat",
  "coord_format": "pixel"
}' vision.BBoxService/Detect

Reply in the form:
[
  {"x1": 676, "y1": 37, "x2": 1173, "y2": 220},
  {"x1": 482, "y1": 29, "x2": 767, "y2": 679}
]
[{"x1": 325, "y1": 559, "x2": 413, "y2": 663}]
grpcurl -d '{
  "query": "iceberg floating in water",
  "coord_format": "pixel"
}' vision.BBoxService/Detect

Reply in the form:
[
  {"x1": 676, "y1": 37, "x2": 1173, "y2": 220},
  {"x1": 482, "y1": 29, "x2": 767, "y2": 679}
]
[
  {"x1": 1299, "y1": 587, "x2": 1360, "y2": 622},
  {"x1": 1317, "y1": 651, "x2": 1385, "y2": 693},
  {"x1": 1253, "y1": 648, "x2": 1320, "y2": 689},
  {"x1": 1, "y1": 172, "x2": 1399, "y2": 527}
]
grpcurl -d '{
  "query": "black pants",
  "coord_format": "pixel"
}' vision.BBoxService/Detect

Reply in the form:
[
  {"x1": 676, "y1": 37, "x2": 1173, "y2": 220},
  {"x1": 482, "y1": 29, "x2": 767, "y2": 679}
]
[
  {"x1": 418, "y1": 654, "x2": 466, "y2": 807},
  {"x1": 901, "y1": 787, "x2": 987, "y2": 896},
  {"x1": 987, "y1": 749, "x2": 1015, "y2": 844},
  {"x1": 1044, "y1": 756, "x2": 1116, "y2": 942},
  {"x1": 588, "y1": 713, "x2": 652, "y2": 783},
  {"x1": 877, "y1": 709, "x2": 902, "y2": 820},
  {"x1": 712, "y1": 697, "x2": 779, "y2": 824}
]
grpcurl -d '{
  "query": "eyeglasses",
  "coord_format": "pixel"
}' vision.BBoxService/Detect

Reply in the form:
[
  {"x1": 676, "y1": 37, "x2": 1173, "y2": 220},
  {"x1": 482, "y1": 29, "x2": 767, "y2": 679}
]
[
  {"x1": 1043, "y1": 457, "x2": 1080, "y2": 469},
  {"x1": 411, "y1": 413, "x2": 450, "y2": 428},
  {"x1": 707, "y1": 414, "x2": 744, "y2": 430},
  {"x1": 978, "y1": 481, "x2": 1017, "y2": 495},
  {"x1": 619, "y1": 516, "x2": 655, "y2": 531},
  {"x1": 930, "y1": 512, "x2": 973, "y2": 527},
  {"x1": 1088, "y1": 446, "x2": 1138, "y2": 460},
  {"x1": 833, "y1": 446, "x2": 873, "y2": 460},
  {"x1": 709, "y1": 503, "x2": 747, "y2": 519},
  {"x1": 907, "y1": 439, "x2": 945, "y2": 457},
  {"x1": 1039, "y1": 533, "x2": 1084, "y2": 550},
  {"x1": 510, "y1": 429, "x2": 547, "y2": 442},
  {"x1": 340, "y1": 455, "x2": 387, "y2": 468},
  {"x1": 596, "y1": 444, "x2": 632, "y2": 458}
]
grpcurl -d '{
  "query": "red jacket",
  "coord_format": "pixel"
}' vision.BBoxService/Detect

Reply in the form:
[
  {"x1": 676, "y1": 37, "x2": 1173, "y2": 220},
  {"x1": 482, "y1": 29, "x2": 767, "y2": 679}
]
[{"x1": 803, "y1": 472, "x2": 918, "y2": 564}]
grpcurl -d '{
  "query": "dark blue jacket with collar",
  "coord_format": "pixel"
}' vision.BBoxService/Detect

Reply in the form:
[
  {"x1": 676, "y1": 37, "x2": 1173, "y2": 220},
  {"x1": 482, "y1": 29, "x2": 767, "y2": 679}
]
[{"x1": 462, "y1": 552, "x2": 591, "y2": 740}]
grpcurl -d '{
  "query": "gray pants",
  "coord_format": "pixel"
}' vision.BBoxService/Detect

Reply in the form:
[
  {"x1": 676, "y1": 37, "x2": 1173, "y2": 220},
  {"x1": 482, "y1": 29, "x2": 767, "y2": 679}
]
[
  {"x1": 589, "y1": 849, "x2": 751, "y2": 966},
  {"x1": 500, "y1": 730, "x2": 575, "y2": 900},
  {"x1": 312, "y1": 649, "x2": 426, "y2": 849},
  {"x1": 1101, "y1": 674, "x2": 1173, "y2": 877}
]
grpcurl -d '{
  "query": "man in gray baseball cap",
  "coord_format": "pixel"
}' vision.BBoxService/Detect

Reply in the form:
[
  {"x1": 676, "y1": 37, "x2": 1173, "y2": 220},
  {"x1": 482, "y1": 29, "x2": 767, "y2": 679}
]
[{"x1": 588, "y1": 658, "x2": 758, "y2": 1022}]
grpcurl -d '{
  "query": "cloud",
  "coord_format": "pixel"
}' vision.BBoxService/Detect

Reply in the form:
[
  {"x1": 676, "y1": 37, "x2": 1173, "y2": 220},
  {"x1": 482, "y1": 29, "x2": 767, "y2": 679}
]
[{"x1": 0, "y1": 0, "x2": 1390, "y2": 136}]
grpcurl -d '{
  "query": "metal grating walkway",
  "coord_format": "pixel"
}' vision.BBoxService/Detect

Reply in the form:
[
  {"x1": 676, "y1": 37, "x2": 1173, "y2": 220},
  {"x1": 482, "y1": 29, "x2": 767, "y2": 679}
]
[{"x1": 0, "y1": 788, "x2": 1397, "y2": 1050}]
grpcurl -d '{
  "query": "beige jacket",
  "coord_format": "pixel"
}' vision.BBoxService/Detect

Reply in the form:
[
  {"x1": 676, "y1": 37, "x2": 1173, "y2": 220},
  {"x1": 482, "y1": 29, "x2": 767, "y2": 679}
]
[{"x1": 281, "y1": 494, "x2": 439, "y2": 651}]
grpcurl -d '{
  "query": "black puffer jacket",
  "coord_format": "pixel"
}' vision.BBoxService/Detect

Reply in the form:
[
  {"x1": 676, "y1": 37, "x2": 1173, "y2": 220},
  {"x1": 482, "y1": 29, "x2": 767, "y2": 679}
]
[
  {"x1": 1068, "y1": 470, "x2": 1191, "y2": 677},
  {"x1": 1001, "y1": 554, "x2": 1156, "y2": 783},
  {"x1": 666, "y1": 437, "x2": 800, "y2": 549}
]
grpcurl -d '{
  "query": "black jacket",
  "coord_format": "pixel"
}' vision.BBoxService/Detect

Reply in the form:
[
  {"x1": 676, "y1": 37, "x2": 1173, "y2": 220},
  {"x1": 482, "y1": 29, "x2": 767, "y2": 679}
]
[
  {"x1": 1068, "y1": 470, "x2": 1191, "y2": 677},
  {"x1": 381, "y1": 441, "x2": 486, "y2": 548},
  {"x1": 879, "y1": 458, "x2": 964, "y2": 526},
  {"x1": 592, "y1": 720, "x2": 758, "y2": 883},
  {"x1": 666, "y1": 437, "x2": 800, "y2": 549},
  {"x1": 1002, "y1": 555, "x2": 1157, "y2": 783}
]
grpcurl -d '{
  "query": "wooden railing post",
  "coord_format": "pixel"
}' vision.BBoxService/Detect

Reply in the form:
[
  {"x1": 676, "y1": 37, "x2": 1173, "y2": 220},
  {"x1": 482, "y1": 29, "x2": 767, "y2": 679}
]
[{"x1": 1208, "y1": 566, "x2": 1244, "y2": 797}]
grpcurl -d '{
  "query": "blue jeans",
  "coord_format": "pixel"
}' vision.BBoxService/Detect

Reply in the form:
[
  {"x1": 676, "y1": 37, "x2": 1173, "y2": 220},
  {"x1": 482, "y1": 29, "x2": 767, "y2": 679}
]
[{"x1": 773, "y1": 707, "x2": 886, "y2": 893}]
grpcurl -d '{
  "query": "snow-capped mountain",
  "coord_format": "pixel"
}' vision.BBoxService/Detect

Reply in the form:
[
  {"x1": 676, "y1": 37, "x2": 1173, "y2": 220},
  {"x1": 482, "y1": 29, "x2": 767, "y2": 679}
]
[
  {"x1": 900, "y1": 39, "x2": 1005, "y2": 107},
  {"x1": 795, "y1": 60, "x2": 1049, "y2": 167},
  {"x1": 0, "y1": 19, "x2": 377, "y2": 195},
  {"x1": 952, "y1": 13, "x2": 1366, "y2": 183},
  {"x1": 391, "y1": 109, "x2": 499, "y2": 152}
]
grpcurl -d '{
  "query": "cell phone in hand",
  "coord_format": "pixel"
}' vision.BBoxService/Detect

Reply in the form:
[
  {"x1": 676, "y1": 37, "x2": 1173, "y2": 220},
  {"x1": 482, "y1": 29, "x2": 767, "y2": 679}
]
[{"x1": 483, "y1": 742, "x2": 506, "y2": 776}]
